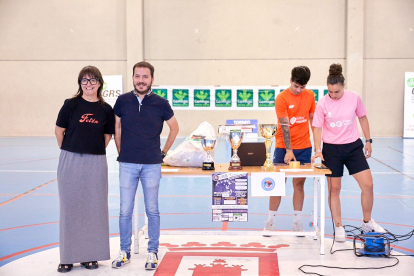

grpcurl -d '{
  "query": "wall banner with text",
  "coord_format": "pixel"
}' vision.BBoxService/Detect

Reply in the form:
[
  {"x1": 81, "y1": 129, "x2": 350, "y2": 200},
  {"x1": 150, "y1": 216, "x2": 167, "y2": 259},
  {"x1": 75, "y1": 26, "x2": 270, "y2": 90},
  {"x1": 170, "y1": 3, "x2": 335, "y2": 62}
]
[
  {"x1": 102, "y1": 75, "x2": 123, "y2": 107},
  {"x1": 404, "y1": 72, "x2": 414, "y2": 138}
]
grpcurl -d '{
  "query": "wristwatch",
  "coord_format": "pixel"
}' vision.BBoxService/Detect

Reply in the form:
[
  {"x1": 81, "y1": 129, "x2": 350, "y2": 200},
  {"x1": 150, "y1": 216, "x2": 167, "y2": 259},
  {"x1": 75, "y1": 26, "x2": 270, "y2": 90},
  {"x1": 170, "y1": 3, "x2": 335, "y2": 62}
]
[
  {"x1": 366, "y1": 139, "x2": 372, "y2": 143},
  {"x1": 161, "y1": 150, "x2": 167, "y2": 159}
]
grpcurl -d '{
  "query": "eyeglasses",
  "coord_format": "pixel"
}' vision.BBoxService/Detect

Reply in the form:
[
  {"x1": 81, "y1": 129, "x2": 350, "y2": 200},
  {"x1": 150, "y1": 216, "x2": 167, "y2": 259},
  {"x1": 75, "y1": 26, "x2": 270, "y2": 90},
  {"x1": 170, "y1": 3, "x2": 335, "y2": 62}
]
[{"x1": 80, "y1": 78, "x2": 99, "y2": 85}]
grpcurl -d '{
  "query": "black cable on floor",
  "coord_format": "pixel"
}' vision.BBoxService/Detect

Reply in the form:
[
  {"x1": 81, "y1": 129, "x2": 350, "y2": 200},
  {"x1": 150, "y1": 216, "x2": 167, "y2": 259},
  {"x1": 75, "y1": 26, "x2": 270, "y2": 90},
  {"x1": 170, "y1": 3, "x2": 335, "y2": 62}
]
[
  {"x1": 298, "y1": 176, "x2": 408, "y2": 275},
  {"x1": 298, "y1": 256, "x2": 399, "y2": 276}
]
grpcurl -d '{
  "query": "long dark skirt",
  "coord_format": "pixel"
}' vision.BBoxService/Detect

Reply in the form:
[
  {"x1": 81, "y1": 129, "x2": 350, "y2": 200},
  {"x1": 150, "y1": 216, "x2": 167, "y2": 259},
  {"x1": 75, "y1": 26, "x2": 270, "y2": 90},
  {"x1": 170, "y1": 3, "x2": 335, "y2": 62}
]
[{"x1": 57, "y1": 150, "x2": 110, "y2": 264}]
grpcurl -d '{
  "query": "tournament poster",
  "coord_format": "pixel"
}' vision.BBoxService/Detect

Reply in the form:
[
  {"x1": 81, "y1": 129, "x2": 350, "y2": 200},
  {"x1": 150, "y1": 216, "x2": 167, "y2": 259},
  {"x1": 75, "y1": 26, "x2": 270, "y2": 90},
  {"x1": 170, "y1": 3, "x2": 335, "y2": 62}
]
[{"x1": 212, "y1": 172, "x2": 248, "y2": 222}]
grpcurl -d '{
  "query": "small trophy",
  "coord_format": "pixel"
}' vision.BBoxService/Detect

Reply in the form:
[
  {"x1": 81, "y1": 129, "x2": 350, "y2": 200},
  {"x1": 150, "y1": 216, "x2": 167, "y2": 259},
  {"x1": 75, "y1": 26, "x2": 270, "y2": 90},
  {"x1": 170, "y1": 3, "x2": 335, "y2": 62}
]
[
  {"x1": 201, "y1": 137, "x2": 216, "y2": 170},
  {"x1": 226, "y1": 129, "x2": 245, "y2": 170},
  {"x1": 259, "y1": 124, "x2": 277, "y2": 171}
]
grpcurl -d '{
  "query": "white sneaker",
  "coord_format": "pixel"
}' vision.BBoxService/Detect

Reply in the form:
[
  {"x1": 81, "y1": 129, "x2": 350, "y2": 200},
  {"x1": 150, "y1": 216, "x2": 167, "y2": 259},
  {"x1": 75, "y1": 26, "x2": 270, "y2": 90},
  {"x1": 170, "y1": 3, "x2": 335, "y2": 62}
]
[
  {"x1": 334, "y1": 226, "x2": 346, "y2": 242},
  {"x1": 362, "y1": 219, "x2": 386, "y2": 233},
  {"x1": 145, "y1": 252, "x2": 159, "y2": 270},
  {"x1": 112, "y1": 250, "x2": 131, "y2": 268},
  {"x1": 292, "y1": 220, "x2": 304, "y2": 232},
  {"x1": 292, "y1": 220, "x2": 305, "y2": 237},
  {"x1": 263, "y1": 219, "x2": 275, "y2": 237}
]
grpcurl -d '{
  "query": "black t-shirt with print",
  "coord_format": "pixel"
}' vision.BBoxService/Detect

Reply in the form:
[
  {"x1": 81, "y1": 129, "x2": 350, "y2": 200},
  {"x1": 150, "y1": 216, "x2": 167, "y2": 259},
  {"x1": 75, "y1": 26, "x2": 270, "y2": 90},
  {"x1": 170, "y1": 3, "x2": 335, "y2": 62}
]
[{"x1": 56, "y1": 97, "x2": 115, "y2": 155}]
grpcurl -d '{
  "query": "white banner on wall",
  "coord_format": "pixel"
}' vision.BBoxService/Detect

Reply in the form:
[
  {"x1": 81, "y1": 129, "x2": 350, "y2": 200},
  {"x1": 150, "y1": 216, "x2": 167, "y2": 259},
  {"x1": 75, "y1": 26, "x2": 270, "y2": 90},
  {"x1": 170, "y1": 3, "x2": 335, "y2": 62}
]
[
  {"x1": 404, "y1": 72, "x2": 414, "y2": 138},
  {"x1": 102, "y1": 75, "x2": 123, "y2": 107},
  {"x1": 151, "y1": 85, "x2": 328, "y2": 110}
]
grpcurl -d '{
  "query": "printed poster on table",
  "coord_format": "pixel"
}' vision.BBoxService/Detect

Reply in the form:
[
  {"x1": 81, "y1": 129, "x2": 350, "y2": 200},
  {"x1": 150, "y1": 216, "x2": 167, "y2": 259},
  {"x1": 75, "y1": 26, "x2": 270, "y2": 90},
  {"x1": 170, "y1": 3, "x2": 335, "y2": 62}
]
[{"x1": 212, "y1": 172, "x2": 248, "y2": 222}]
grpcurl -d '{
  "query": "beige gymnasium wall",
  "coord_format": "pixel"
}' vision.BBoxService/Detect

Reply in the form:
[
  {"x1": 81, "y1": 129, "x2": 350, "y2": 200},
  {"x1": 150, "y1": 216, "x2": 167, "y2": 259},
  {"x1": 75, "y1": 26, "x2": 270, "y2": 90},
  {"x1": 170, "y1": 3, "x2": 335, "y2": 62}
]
[{"x1": 0, "y1": 0, "x2": 413, "y2": 137}]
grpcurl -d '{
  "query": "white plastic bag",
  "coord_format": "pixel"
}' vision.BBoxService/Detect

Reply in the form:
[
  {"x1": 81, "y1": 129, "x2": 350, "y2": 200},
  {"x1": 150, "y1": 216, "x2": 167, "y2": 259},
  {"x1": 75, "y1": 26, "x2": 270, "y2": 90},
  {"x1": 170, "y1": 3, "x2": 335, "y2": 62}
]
[{"x1": 164, "y1": 121, "x2": 216, "y2": 167}]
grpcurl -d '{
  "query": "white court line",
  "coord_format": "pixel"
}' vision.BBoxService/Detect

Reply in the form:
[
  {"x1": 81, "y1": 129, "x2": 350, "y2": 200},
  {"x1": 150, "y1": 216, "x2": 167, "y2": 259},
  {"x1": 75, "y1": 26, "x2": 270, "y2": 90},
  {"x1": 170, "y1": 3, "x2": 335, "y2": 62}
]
[{"x1": 1, "y1": 170, "x2": 414, "y2": 175}]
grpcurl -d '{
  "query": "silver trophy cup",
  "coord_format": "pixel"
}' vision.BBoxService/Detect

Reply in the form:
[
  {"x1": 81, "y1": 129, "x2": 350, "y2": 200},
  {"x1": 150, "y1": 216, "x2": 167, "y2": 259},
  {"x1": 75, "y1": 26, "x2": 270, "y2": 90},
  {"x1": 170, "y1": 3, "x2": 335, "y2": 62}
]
[
  {"x1": 201, "y1": 137, "x2": 216, "y2": 170},
  {"x1": 226, "y1": 129, "x2": 245, "y2": 170}
]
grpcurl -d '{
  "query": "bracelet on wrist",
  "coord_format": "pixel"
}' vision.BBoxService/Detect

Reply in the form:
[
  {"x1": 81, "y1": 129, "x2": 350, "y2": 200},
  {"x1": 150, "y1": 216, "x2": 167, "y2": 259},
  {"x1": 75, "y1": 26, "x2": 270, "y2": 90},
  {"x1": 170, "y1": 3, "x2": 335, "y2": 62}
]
[{"x1": 315, "y1": 150, "x2": 322, "y2": 153}]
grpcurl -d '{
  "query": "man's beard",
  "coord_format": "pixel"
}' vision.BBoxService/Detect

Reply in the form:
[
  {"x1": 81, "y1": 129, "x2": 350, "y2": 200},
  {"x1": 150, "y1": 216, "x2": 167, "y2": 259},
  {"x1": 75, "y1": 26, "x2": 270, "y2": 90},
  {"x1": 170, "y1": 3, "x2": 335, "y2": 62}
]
[{"x1": 134, "y1": 83, "x2": 152, "y2": 95}]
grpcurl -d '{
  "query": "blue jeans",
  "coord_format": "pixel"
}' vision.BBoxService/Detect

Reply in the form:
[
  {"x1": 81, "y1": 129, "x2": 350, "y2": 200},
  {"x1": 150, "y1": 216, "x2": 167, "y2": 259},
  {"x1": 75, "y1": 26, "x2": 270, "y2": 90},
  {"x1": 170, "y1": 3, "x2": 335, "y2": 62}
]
[{"x1": 119, "y1": 162, "x2": 161, "y2": 253}]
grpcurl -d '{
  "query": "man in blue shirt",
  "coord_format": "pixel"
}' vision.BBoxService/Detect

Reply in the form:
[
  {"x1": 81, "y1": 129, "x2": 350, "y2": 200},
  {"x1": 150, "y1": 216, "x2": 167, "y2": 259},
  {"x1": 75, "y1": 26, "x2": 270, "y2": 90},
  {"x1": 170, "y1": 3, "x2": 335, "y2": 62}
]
[{"x1": 112, "y1": 61, "x2": 179, "y2": 270}]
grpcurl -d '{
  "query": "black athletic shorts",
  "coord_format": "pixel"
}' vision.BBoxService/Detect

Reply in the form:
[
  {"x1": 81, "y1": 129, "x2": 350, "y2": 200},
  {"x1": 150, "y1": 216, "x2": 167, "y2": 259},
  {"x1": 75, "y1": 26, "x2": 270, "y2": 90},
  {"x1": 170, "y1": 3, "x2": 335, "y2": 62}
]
[{"x1": 322, "y1": 138, "x2": 370, "y2": 177}]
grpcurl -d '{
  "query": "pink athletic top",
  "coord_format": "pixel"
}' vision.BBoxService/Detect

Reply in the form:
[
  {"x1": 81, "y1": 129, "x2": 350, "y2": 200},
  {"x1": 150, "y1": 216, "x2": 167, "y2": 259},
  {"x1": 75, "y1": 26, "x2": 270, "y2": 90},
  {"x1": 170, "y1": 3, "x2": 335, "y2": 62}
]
[{"x1": 312, "y1": 90, "x2": 367, "y2": 144}]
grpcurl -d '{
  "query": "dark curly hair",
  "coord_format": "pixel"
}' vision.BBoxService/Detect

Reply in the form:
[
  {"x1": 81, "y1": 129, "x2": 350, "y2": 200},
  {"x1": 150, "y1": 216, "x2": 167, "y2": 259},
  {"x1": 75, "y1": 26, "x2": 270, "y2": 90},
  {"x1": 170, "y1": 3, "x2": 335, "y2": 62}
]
[{"x1": 291, "y1": 66, "x2": 311, "y2": 85}]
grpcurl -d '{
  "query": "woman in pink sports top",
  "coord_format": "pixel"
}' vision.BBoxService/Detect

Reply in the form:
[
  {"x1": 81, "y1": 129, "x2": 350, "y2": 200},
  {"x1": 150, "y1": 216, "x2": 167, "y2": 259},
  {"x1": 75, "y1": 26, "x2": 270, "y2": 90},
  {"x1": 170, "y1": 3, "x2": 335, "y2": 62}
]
[{"x1": 311, "y1": 64, "x2": 386, "y2": 243}]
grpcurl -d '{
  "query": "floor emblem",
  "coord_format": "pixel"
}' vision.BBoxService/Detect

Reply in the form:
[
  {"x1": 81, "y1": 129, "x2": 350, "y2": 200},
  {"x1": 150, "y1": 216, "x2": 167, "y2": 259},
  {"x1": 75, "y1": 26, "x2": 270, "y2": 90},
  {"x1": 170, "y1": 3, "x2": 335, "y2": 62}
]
[{"x1": 155, "y1": 241, "x2": 288, "y2": 275}]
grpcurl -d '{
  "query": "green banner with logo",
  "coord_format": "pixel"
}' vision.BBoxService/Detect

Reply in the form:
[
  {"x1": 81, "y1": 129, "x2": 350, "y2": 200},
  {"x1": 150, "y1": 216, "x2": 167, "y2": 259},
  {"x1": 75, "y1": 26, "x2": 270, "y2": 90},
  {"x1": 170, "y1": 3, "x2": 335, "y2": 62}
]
[
  {"x1": 194, "y1": 89, "x2": 211, "y2": 107},
  {"x1": 153, "y1": 88, "x2": 168, "y2": 99},
  {"x1": 172, "y1": 89, "x2": 189, "y2": 107},
  {"x1": 312, "y1": 89, "x2": 319, "y2": 104},
  {"x1": 215, "y1": 89, "x2": 232, "y2": 107},
  {"x1": 258, "y1": 89, "x2": 275, "y2": 107},
  {"x1": 407, "y1": 78, "x2": 414, "y2": 88},
  {"x1": 237, "y1": 89, "x2": 253, "y2": 107},
  {"x1": 404, "y1": 73, "x2": 414, "y2": 138}
]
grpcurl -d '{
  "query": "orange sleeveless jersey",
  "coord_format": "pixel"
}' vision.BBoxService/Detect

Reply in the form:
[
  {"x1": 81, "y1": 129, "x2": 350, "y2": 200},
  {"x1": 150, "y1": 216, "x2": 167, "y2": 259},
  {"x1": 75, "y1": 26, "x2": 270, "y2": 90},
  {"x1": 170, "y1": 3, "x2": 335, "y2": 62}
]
[{"x1": 275, "y1": 88, "x2": 315, "y2": 149}]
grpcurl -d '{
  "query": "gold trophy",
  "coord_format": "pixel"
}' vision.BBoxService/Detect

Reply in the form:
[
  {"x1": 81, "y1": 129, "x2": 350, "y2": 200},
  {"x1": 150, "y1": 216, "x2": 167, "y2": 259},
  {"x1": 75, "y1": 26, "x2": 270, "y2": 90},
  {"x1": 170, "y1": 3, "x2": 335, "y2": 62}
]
[
  {"x1": 201, "y1": 137, "x2": 216, "y2": 170},
  {"x1": 226, "y1": 129, "x2": 245, "y2": 170},
  {"x1": 259, "y1": 124, "x2": 277, "y2": 171}
]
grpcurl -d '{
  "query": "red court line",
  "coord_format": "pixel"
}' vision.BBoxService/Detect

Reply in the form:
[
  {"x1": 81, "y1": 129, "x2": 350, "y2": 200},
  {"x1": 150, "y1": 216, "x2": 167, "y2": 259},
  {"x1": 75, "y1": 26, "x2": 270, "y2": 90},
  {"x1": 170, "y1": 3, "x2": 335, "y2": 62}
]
[
  {"x1": 1, "y1": 193, "x2": 413, "y2": 199},
  {"x1": 0, "y1": 221, "x2": 59, "y2": 232},
  {"x1": 0, "y1": 193, "x2": 121, "y2": 197},
  {"x1": 0, "y1": 242, "x2": 59, "y2": 262},
  {"x1": 0, "y1": 179, "x2": 57, "y2": 207},
  {"x1": 1, "y1": 234, "x2": 413, "y2": 263},
  {"x1": 2, "y1": 214, "x2": 412, "y2": 233}
]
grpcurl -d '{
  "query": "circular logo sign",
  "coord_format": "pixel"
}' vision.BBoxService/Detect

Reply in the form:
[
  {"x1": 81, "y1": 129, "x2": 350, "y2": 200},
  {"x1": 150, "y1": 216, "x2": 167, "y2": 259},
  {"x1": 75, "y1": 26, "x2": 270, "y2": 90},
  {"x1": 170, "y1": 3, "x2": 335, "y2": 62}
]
[
  {"x1": 330, "y1": 122, "x2": 336, "y2": 128},
  {"x1": 261, "y1": 177, "x2": 275, "y2": 191}
]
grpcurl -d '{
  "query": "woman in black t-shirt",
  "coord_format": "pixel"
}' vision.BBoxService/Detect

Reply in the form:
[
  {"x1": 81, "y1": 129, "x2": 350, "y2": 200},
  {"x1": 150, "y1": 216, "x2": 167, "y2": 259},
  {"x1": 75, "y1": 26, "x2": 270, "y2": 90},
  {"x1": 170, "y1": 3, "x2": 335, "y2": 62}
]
[{"x1": 55, "y1": 66, "x2": 115, "y2": 273}]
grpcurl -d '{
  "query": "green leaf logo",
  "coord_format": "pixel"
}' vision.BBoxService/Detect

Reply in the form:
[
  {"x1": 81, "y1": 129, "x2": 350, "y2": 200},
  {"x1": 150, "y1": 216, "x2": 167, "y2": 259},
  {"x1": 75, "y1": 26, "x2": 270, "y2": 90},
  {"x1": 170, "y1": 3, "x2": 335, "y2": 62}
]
[
  {"x1": 195, "y1": 90, "x2": 208, "y2": 100},
  {"x1": 407, "y1": 78, "x2": 414, "y2": 88},
  {"x1": 312, "y1": 89, "x2": 319, "y2": 104},
  {"x1": 239, "y1": 90, "x2": 251, "y2": 101},
  {"x1": 103, "y1": 82, "x2": 107, "y2": 90},
  {"x1": 175, "y1": 90, "x2": 187, "y2": 100},
  {"x1": 260, "y1": 90, "x2": 273, "y2": 101},
  {"x1": 258, "y1": 89, "x2": 275, "y2": 107},
  {"x1": 172, "y1": 89, "x2": 189, "y2": 106},
  {"x1": 154, "y1": 90, "x2": 166, "y2": 98},
  {"x1": 217, "y1": 90, "x2": 230, "y2": 101}
]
